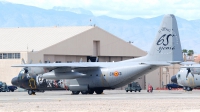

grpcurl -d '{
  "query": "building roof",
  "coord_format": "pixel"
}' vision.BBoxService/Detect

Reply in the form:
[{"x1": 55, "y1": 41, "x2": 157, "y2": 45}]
[{"x1": 0, "y1": 26, "x2": 93, "y2": 52}]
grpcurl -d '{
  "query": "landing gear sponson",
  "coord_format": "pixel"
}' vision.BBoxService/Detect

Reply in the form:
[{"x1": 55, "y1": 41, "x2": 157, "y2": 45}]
[{"x1": 71, "y1": 89, "x2": 103, "y2": 95}]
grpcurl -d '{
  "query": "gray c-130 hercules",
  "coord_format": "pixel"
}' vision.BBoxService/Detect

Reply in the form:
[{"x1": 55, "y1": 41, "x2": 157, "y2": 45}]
[
  {"x1": 12, "y1": 14, "x2": 183, "y2": 95},
  {"x1": 171, "y1": 64, "x2": 200, "y2": 91}
]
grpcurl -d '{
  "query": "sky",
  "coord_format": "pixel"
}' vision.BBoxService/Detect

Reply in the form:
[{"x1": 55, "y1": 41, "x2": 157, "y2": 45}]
[{"x1": 1, "y1": 0, "x2": 200, "y2": 20}]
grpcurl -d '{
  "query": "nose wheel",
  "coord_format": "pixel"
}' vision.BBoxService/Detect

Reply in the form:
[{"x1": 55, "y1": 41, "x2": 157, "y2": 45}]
[
  {"x1": 186, "y1": 87, "x2": 193, "y2": 91},
  {"x1": 28, "y1": 90, "x2": 36, "y2": 95}
]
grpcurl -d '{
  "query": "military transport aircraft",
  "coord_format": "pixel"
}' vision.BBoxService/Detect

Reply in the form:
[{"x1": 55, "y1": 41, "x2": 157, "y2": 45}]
[
  {"x1": 171, "y1": 64, "x2": 200, "y2": 91},
  {"x1": 12, "y1": 14, "x2": 183, "y2": 95}
]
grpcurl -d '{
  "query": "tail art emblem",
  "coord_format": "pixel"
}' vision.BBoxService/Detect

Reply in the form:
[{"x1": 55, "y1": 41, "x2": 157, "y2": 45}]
[{"x1": 157, "y1": 27, "x2": 175, "y2": 53}]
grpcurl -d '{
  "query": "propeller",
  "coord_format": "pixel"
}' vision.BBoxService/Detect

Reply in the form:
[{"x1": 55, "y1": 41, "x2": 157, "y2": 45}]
[
  {"x1": 179, "y1": 61, "x2": 195, "y2": 79},
  {"x1": 21, "y1": 58, "x2": 33, "y2": 74},
  {"x1": 186, "y1": 68, "x2": 194, "y2": 79}
]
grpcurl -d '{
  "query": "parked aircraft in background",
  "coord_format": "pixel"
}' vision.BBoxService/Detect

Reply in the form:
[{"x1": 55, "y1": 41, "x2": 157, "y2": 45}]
[
  {"x1": 171, "y1": 64, "x2": 200, "y2": 91},
  {"x1": 12, "y1": 14, "x2": 183, "y2": 95}
]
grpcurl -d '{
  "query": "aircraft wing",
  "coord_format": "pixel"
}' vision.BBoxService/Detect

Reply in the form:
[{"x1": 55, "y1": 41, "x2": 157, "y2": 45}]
[
  {"x1": 180, "y1": 64, "x2": 200, "y2": 68},
  {"x1": 12, "y1": 62, "x2": 104, "y2": 68}
]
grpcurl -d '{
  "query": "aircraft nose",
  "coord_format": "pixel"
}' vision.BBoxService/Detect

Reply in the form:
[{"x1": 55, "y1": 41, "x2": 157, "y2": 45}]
[
  {"x1": 171, "y1": 75, "x2": 177, "y2": 83},
  {"x1": 11, "y1": 77, "x2": 18, "y2": 86}
]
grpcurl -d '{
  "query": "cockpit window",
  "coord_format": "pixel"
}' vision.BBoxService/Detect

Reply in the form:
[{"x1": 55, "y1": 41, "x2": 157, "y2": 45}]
[
  {"x1": 178, "y1": 74, "x2": 181, "y2": 78},
  {"x1": 18, "y1": 70, "x2": 25, "y2": 80},
  {"x1": 20, "y1": 70, "x2": 25, "y2": 74}
]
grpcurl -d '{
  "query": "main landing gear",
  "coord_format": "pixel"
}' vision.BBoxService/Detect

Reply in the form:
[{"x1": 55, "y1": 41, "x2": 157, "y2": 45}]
[
  {"x1": 183, "y1": 86, "x2": 193, "y2": 91},
  {"x1": 72, "y1": 89, "x2": 103, "y2": 95}
]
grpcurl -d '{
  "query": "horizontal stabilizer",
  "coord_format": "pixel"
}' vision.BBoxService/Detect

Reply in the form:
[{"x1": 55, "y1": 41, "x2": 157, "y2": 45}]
[{"x1": 139, "y1": 62, "x2": 171, "y2": 66}]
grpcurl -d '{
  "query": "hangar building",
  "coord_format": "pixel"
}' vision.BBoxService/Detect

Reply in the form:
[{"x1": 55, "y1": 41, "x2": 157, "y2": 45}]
[{"x1": 0, "y1": 26, "x2": 180, "y2": 89}]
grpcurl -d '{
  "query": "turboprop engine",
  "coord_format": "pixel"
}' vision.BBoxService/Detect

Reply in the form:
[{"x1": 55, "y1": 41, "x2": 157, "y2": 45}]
[
  {"x1": 42, "y1": 70, "x2": 86, "y2": 79},
  {"x1": 191, "y1": 68, "x2": 200, "y2": 74}
]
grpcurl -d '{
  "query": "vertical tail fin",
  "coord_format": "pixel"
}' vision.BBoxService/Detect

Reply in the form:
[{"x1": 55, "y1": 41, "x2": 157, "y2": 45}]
[{"x1": 146, "y1": 14, "x2": 183, "y2": 62}]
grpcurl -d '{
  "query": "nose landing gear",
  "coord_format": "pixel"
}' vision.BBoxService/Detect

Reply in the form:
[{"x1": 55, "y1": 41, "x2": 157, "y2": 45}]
[{"x1": 28, "y1": 90, "x2": 35, "y2": 95}]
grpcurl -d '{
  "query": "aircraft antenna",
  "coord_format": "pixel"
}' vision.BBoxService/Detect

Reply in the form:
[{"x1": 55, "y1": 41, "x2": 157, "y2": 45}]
[
  {"x1": 90, "y1": 19, "x2": 92, "y2": 26},
  {"x1": 27, "y1": 44, "x2": 28, "y2": 52}
]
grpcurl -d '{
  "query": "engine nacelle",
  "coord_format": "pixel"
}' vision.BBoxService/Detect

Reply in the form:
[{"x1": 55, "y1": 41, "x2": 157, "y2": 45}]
[
  {"x1": 28, "y1": 67, "x2": 46, "y2": 75},
  {"x1": 191, "y1": 68, "x2": 200, "y2": 74},
  {"x1": 42, "y1": 71, "x2": 86, "y2": 79}
]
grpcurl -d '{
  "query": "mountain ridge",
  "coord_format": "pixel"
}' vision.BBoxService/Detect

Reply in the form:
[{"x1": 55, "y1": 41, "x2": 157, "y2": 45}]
[{"x1": 0, "y1": 1, "x2": 200, "y2": 53}]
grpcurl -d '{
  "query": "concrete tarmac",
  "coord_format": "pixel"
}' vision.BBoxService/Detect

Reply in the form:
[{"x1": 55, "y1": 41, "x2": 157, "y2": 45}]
[{"x1": 0, "y1": 90, "x2": 200, "y2": 112}]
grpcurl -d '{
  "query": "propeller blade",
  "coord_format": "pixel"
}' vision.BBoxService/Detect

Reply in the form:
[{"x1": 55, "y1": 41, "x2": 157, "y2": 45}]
[
  {"x1": 29, "y1": 60, "x2": 33, "y2": 64},
  {"x1": 186, "y1": 68, "x2": 194, "y2": 78},
  {"x1": 95, "y1": 57, "x2": 98, "y2": 62},
  {"x1": 39, "y1": 60, "x2": 42, "y2": 63},
  {"x1": 21, "y1": 58, "x2": 26, "y2": 64}
]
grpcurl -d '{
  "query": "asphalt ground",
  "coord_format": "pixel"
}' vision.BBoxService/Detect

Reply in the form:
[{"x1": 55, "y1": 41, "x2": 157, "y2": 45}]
[{"x1": 0, "y1": 90, "x2": 200, "y2": 112}]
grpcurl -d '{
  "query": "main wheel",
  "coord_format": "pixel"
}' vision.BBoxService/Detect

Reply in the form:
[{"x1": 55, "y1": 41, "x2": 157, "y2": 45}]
[
  {"x1": 138, "y1": 90, "x2": 141, "y2": 92},
  {"x1": 168, "y1": 86, "x2": 172, "y2": 90},
  {"x1": 126, "y1": 90, "x2": 128, "y2": 92},
  {"x1": 134, "y1": 90, "x2": 137, "y2": 92},
  {"x1": 95, "y1": 89, "x2": 103, "y2": 94},
  {"x1": 88, "y1": 89, "x2": 94, "y2": 94},
  {"x1": 187, "y1": 87, "x2": 191, "y2": 91},
  {"x1": 81, "y1": 91, "x2": 88, "y2": 94},
  {"x1": 72, "y1": 91, "x2": 80, "y2": 95},
  {"x1": 28, "y1": 90, "x2": 33, "y2": 95}
]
